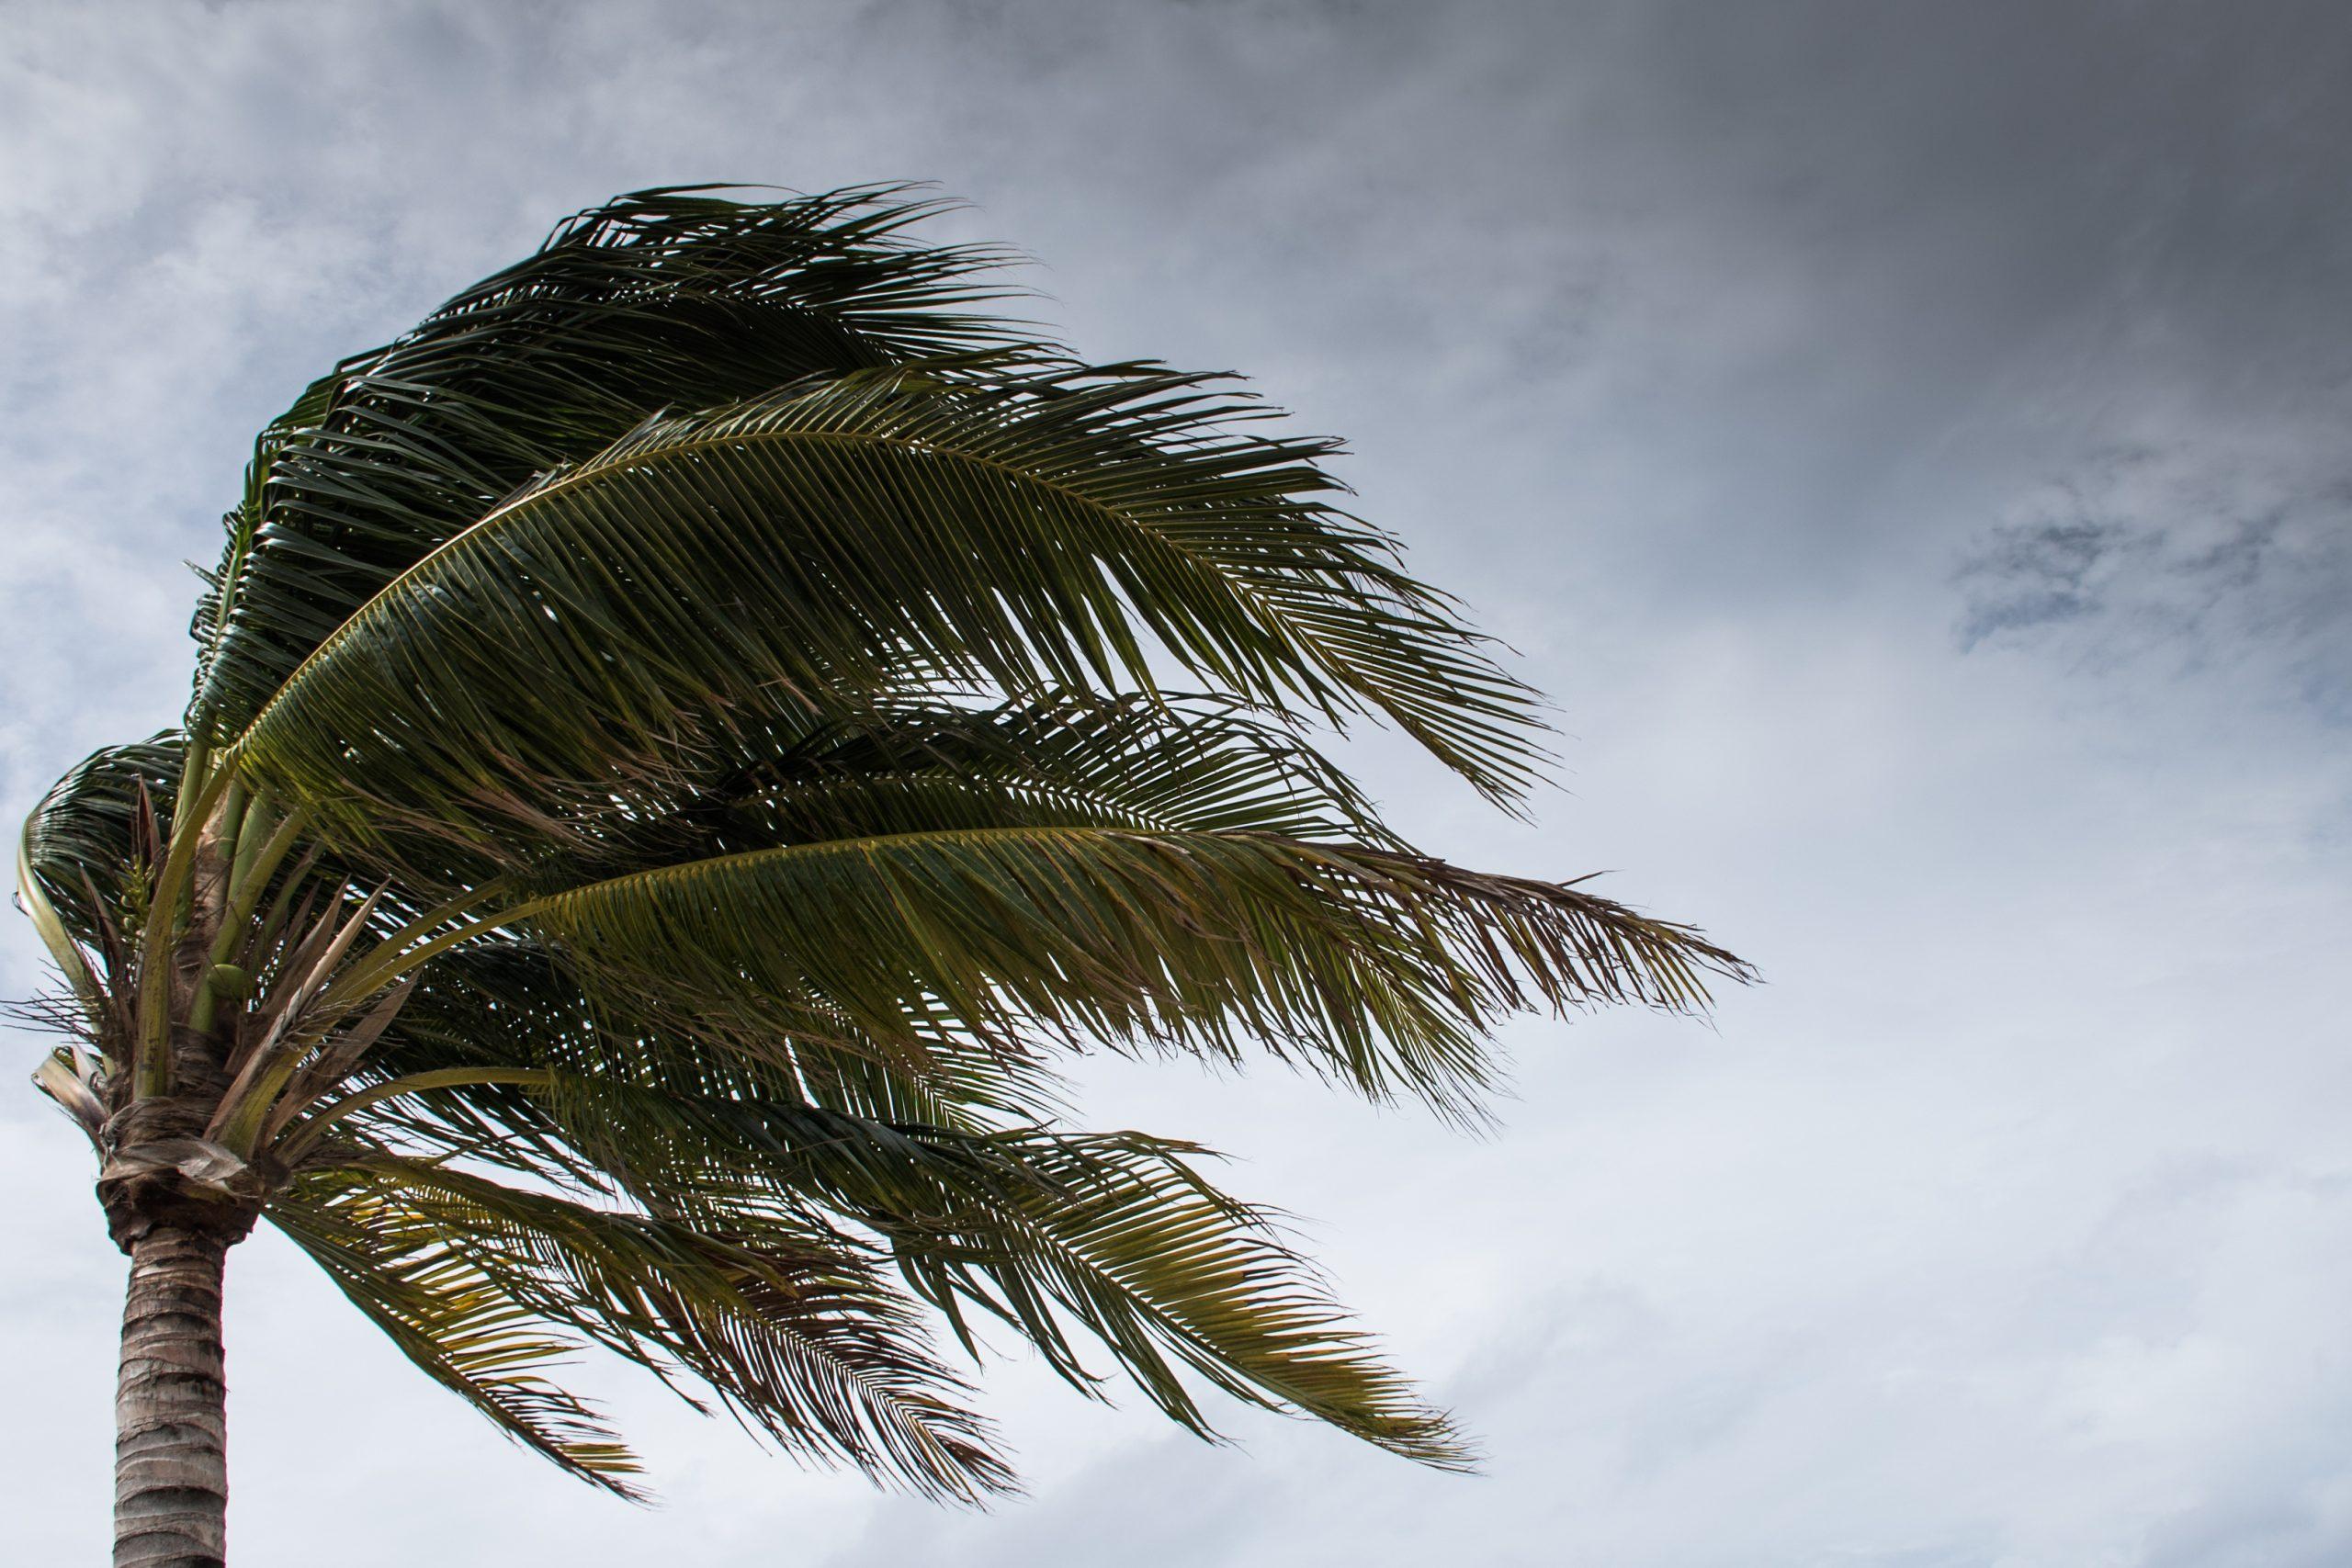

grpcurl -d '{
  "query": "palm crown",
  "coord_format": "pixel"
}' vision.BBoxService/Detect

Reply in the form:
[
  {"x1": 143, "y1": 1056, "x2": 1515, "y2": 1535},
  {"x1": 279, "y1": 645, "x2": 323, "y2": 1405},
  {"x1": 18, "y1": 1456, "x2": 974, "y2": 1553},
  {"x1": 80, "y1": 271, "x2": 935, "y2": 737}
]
[{"x1": 19, "y1": 186, "x2": 1746, "y2": 1554}]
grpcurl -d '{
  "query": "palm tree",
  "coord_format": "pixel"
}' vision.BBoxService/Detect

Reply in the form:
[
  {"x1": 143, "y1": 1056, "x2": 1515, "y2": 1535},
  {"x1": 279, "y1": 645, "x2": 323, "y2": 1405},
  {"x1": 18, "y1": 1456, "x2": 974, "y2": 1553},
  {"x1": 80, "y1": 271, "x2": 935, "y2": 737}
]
[{"x1": 17, "y1": 186, "x2": 1746, "y2": 1566}]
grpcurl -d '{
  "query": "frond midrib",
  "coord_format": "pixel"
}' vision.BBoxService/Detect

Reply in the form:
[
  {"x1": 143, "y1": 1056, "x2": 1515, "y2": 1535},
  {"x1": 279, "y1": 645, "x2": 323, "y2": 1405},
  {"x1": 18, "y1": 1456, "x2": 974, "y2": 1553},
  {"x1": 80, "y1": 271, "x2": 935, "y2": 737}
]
[{"x1": 223, "y1": 409, "x2": 1425, "y2": 768}]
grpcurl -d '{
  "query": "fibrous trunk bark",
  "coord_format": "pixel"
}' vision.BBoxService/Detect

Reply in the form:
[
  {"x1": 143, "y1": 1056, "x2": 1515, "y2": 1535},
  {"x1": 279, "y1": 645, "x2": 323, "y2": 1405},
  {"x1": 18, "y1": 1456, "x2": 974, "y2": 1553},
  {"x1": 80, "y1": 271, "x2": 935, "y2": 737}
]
[{"x1": 114, "y1": 1225, "x2": 231, "y2": 1568}]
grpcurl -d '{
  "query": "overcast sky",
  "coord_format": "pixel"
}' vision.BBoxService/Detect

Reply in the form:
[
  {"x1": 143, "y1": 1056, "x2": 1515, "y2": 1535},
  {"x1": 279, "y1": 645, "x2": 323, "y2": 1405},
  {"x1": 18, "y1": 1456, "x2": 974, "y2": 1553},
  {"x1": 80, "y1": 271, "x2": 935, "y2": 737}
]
[{"x1": 5, "y1": 3, "x2": 2350, "y2": 1563}]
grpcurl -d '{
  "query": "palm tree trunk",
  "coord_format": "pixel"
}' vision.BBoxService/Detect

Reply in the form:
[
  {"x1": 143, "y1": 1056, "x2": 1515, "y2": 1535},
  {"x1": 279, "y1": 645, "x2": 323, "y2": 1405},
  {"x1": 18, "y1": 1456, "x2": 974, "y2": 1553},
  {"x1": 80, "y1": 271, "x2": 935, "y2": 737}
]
[{"x1": 114, "y1": 1224, "x2": 231, "y2": 1568}]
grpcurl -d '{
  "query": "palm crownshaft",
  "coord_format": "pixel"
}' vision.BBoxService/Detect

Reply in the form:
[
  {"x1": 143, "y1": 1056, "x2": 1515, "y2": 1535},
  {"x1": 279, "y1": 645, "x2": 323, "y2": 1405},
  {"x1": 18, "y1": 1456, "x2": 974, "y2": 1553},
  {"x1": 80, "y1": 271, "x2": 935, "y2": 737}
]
[{"x1": 17, "y1": 186, "x2": 1747, "y2": 1566}]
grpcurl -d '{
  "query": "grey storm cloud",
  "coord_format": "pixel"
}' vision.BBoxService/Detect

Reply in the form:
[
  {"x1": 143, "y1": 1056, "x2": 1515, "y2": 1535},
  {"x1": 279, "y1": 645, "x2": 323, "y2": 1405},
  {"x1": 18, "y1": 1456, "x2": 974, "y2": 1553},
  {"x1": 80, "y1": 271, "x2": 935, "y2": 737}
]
[
  {"x1": 1957, "y1": 448, "x2": 2352, "y2": 722},
  {"x1": 4, "y1": 4, "x2": 2349, "y2": 1566}
]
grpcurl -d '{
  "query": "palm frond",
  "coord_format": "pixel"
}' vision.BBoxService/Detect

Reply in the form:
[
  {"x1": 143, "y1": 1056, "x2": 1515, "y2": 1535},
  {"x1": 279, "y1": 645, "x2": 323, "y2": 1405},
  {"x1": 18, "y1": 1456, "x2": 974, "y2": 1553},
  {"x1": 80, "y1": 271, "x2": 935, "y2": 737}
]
[
  {"x1": 436, "y1": 690, "x2": 1403, "y2": 899},
  {"x1": 711, "y1": 691, "x2": 1403, "y2": 849},
  {"x1": 466, "y1": 1074, "x2": 1466, "y2": 1465},
  {"x1": 513, "y1": 826, "x2": 1745, "y2": 1123},
  {"x1": 269, "y1": 1169, "x2": 645, "y2": 1496},
  {"x1": 19, "y1": 733, "x2": 181, "y2": 947},
  {"x1": 224, "y1": 358, "x2": 1542, "y2": 869},
  {"x1": 300, "y1": 1153, "x2": 1015, "y2": 1504},
  {"x1": 192, "y1": 186, "x2": 1023, "y2": 740},
  {"x1": 345, "y1": 935, "x2": 1068, "y2": 1169}
]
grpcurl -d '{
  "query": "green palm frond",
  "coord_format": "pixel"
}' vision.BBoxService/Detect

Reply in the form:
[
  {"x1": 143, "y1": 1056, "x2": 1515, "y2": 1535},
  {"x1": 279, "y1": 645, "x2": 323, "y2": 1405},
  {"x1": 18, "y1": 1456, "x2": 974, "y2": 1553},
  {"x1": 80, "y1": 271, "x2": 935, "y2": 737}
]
[
  {"x1": 269, "y1": 1168, "x2": 645, "y2": 1497},
  {"x1": 225, "y1": 357, "x2": 1541, "y2": 870},
  {"x1": 192, "y1": 185, "x2": 1022, "y2": 740},
  {"x1": 717, "y1": 691, "x2": 1403, "y2": 848},
  {"x1": 513, "y1": 825, "x2": 1741, "y2": 1122},
  {"x1": 20, "y1": 733, "x2": 181, "y2": 947},
  {"x1": 358, "y1": 934, "x2": 1069, "y2": 1152},
  {"x1": 297, "y1": 1154, "x2": 1015, "y2": 1504},
  {"x1": 426, "y1": 690, "x2": 1404, "y2": 902},
  {"x1": 477, "y1": 1074, "x2": 1466, "y2": 1464}
]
